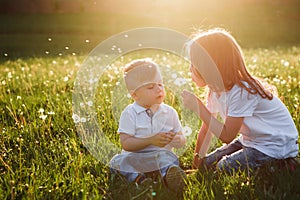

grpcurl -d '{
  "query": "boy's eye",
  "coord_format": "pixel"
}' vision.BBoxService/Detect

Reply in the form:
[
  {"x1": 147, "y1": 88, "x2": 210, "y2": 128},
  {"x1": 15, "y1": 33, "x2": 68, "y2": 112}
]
[{"x1": 147, "y1": 84, "x2": 154, "y2": 89}]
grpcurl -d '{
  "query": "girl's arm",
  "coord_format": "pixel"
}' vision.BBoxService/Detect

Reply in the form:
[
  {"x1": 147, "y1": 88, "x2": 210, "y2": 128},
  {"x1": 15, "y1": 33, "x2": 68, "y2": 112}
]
[
  {"x1": 120, "y1": 132, "x2": 175, "y2": 152},
  {"x1": 181, "y1": 90, "x2": 244, "y2": 144}
]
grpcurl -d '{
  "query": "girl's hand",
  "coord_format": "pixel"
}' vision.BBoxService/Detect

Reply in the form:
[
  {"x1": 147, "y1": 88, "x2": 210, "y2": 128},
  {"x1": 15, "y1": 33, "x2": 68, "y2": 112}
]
[
  {"x1": 192, "y1": 154, "x2": 203, "y2": 169},
  {"x1": 150, "y1": 132, "x2": 174, "y2": 147},
  {"x1": 181, "y1": 90, "x2": 202, "y2": 113}
]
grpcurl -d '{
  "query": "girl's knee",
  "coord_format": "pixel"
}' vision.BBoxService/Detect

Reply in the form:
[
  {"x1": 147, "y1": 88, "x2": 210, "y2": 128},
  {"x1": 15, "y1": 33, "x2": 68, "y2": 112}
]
[{"x1": 216, "y1": 157, "x2": 240, "y2": 173}]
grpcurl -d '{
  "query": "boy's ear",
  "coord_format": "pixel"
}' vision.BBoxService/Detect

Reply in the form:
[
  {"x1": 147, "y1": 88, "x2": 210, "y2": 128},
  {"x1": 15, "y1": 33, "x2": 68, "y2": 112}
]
[{"x1": 130, "y1": 90, "x2": 138, "y2": 100}]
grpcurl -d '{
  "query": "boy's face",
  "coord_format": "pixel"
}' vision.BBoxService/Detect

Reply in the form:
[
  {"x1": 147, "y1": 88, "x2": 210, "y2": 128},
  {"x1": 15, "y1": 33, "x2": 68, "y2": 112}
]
[{"x1": 132, "y1": 83, "x2": 165, "y2": 108}]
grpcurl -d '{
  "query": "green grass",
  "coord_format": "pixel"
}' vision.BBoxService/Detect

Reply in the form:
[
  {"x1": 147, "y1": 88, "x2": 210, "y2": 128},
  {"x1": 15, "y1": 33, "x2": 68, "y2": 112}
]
[{"x1": 0, "y1": 47, "x2": 299, "y2": 199}]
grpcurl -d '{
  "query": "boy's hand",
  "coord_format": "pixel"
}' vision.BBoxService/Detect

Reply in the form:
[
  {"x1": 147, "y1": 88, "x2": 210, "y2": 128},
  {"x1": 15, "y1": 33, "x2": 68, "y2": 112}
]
[
  {"x1": 168, "y1": 132, "x2": 186, "y2": 148},
  {"x1": 150, "y1": 132, "x2": 175, "y2": 147}
]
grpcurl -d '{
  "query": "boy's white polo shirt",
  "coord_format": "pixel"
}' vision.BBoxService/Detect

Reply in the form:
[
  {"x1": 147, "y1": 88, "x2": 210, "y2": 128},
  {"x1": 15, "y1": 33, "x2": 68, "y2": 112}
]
[{"x1": 118, "y1": 102, "x2": 182, "y2": 152}]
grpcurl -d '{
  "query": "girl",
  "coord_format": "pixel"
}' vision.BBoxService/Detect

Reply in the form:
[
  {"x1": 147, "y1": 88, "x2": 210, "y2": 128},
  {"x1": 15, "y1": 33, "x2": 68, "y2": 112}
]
[{"x1": 181, "y1": 29, "x2": 299, "y2": 173}]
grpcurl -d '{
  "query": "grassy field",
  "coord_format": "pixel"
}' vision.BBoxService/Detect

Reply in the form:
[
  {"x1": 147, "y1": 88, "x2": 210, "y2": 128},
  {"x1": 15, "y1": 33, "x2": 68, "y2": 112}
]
[
  {"x1": 0, "y1": 1, "x2": 300, "y2": 199},
  {"x1": 0, "y1": 47, "x2": 299, "y2": 199}
]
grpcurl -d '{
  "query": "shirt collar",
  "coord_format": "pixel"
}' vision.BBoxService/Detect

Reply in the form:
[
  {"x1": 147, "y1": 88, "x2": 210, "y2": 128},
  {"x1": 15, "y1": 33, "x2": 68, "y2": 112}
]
[{"x1": 132, "y1": 102, "x2": 168, "y2": 114}]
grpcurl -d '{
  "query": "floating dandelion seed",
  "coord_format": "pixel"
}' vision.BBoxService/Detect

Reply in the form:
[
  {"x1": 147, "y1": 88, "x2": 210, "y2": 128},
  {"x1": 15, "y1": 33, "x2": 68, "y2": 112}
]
[
  {"x1": 85, "y1": 39, "x2": 90, "y2": 43},
  {"x1": 65, "y1": 46, "x2": 69, "y2": 50},
  {"x1": 182, "y1": 126, "x2": 192, "y2": 137},
  {"x1": 48, "y1": 38, "x2": 52, "y2": 42},
  {"x1": 124, "y1": 34, "x2": 128, "y2": 38},
  {"x1": 72, "y1": 114, "x2": 80, "y2": 123},
  {"x1": 45, "y1": 51, "x2": 49, "y2": 55},
  {"x1": 64, "y1": 76, "x2": 69, "y2": 82},
  {"x1": 138, "y1": 43, "x2": 142, "y2": 47},
  {"x1": 4, "y1": 53, "x2": 8, "y2": 57}
]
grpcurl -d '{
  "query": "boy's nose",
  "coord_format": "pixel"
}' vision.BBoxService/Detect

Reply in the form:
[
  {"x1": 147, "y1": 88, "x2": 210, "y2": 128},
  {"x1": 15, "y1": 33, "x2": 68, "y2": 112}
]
[{"x1": 156, "y1": 84, "x2": 163, "y2": 92}]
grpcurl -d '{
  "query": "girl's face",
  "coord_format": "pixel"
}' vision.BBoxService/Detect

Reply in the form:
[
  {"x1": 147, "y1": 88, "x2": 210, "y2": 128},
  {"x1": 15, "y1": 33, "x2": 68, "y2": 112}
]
[
  {"x1": 132, "y1": 83, "x2": 165, "y2": 108},
  {"x1": 190, "y1": 65, "x2": 206, "y2": 87}
]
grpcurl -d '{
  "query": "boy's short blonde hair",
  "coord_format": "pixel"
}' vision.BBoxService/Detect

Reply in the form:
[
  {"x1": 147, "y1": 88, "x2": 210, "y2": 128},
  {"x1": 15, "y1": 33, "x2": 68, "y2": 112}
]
[{"x1": 123, "y1": 58, "x2": 163, "y2": 92}]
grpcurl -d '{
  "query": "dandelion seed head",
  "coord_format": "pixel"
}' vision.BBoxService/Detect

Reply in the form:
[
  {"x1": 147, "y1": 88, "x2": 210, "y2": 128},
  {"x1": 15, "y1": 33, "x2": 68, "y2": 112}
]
[
  {"x1": 80, "y1": 117, "x2": 87, "y2": 123},
  {"x1": 87, "y1": 101, "x2": 93, "y2": 107},
  {"x1": 38, "y1": 108, "x2": 44, "y2": 113},
  {"x1": 182, "y1": 126, "x2": 192, "y2": 137},
  {"x1": 72, "y1": 114, "x2": 80, "y2": 123},
  {"x1": 39, "y1": 114, "x2": 47, "y2": 120}
]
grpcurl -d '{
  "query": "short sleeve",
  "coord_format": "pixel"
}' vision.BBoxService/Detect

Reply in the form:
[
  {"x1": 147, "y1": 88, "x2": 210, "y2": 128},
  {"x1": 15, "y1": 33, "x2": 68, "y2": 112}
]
[
  {"x1": 227, "y1": 86, "x2": 258, "y2": 117},
  {"x1": 171, "y1": 108, "x2": 182, "y2": 133},
  {"x1": 118, "y1": 108, "x2": 135, "y2": 136},
  {"x1": 206, "y1": 93, "x2": 219, "y2": 114}
]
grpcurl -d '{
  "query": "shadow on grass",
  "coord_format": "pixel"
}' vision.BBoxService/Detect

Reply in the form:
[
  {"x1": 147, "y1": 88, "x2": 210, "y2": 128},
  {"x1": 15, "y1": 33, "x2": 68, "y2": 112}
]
[{"x1": 105, "y1": 158, "x2": 300, "y2": 199}]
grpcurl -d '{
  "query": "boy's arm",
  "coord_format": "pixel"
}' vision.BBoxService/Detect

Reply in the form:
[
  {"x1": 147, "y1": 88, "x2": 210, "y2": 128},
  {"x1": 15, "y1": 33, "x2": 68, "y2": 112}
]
[{"x1": 120, "y1": 132, "x2": 174, "y2": 152}]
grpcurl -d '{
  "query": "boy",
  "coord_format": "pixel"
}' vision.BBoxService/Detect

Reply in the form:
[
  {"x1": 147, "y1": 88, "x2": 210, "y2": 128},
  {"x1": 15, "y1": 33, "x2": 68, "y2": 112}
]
[{"x1": 109, "y1": 58, "x2": 186, "y2": 192}]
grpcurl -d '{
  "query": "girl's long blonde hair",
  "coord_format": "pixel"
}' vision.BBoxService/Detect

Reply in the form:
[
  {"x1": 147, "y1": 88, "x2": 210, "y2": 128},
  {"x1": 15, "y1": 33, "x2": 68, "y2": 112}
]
[{"x1": 189, "y1": 29, "x2": 274, "y2": 100}]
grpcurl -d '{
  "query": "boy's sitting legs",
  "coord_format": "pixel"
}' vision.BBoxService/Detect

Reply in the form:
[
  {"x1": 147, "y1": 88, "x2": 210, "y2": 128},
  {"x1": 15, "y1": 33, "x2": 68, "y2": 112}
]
[{"x1": 164, "y1": 165, "x2": 186, "y2": 193}]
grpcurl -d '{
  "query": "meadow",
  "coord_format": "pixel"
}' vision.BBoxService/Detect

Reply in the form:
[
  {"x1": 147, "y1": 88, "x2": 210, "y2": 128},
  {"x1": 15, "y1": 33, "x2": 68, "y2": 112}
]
[
  {"x1": 0, "y1": 47, "x2": 299, "y2": 199},
  {"x1": 0, "y1": 1, "x2": 300, "y2": 199}
]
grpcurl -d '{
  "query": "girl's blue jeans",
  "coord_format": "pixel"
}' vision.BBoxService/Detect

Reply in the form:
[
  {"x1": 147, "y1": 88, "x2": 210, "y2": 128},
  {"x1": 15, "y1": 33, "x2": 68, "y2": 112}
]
[{"x1": 204, "y1": 138, "x2": 275, "y2": 173}]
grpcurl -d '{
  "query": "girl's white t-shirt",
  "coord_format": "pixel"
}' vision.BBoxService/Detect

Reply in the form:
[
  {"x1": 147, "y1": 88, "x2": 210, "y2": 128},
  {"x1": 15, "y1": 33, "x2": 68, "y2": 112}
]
[{"x1": 207, "y1": 84, "x2": 298, "y2": 159}]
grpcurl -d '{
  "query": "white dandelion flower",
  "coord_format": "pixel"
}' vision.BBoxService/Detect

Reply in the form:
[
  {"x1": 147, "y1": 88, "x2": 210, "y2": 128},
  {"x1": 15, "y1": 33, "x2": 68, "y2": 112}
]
[
  {"x1": 87, "y1": 101, "x2": 93, "y2": 107},
  {"x1": 38, "y1": 108, "x2": 44, "y2": 113},
  {"x1": 182, "y1": 126, "x2": 192, "y2": 137},
  {"x1": 80, "y1": 117, "x2": 87, "y2": 123},
  {"x1": 39, "y1": 114, "x2": 47, "y2": 120},
  {"x1": 171, "y1": 73, "x2": 177, "y2": 79},
  {"x1": 174, "y1": 78, "x2": 187, "y2": 86},
  {"x1": 72, "y1": 114, "x2": 80, "y2": 123}
]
